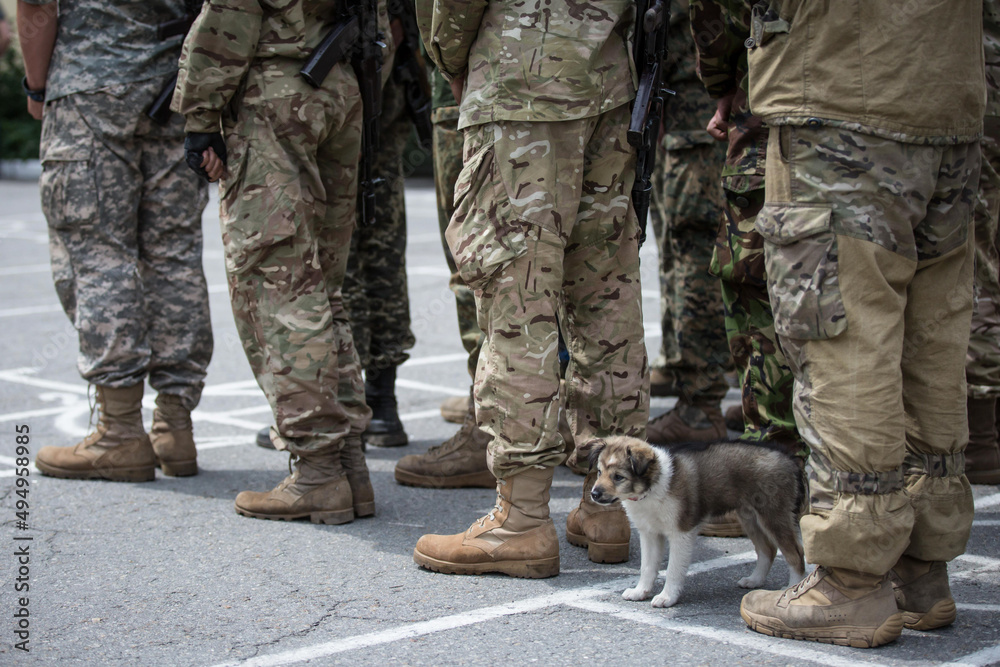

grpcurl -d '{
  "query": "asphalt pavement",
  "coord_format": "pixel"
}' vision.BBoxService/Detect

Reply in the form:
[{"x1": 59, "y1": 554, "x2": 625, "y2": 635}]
[{"x1": 1, "y1": 177, "x2": 998, "y2": 666}]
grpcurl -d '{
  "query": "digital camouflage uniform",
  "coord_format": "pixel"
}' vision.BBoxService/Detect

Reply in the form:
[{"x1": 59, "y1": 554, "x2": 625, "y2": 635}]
[
  {"x1": 746, "y1": 1, "x2": 982, "y2": 576},
  {"x1": 173, "y1": 0, "x2": 393, "y2": 455},
  {"x1": 422, "y1": 0, "x2": 648, "y2": 478},
  {"x1": 690, "y1": 0, "x2": 803, "y2": 456},
  {"x1": 648, "y1": 0, "x2": 730, "y2": 411},
  {"x1": 343, "y1": 9, "x2": 416, "y2": 375},
  {"x1": 32, "y1": 0, "x2": 212, "y2": 410}
]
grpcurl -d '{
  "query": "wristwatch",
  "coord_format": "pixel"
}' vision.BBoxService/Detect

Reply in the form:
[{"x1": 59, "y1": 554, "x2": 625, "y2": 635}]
[{"x1": 21, "y1": 76, "x2": 46, "y2": 103}]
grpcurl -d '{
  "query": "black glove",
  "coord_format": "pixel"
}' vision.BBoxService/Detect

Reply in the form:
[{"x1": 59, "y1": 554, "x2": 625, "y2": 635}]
[{"x1": 184, "y1": 132, "x2": 228, "y2": 181}]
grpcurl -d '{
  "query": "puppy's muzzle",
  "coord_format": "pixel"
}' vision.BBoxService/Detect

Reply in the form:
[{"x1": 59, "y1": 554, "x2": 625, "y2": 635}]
[{"x1": 590, "y1": 485, "x2": 615, "y2": 505}]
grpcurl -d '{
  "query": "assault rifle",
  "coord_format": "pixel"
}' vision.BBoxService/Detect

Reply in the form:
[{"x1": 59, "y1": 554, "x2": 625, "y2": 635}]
[
  {"x1": 147, "y1": 0, "x2": 204, "y2": 125},
  {"x1": 390, "y1": 0, "x2": 432, "y2": 151},
  {"x1": 628, "y1": 0, "x2": 672, "y2": 247},
  {"x1": 301, "y1": 0, "x2": 384, "y2": 227}
]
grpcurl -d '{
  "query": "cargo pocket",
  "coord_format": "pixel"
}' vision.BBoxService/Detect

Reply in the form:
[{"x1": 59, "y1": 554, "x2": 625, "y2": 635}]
[
  {"x1": 39, "y1": 103, "x2": 98, "y2": 231},
  {"x1": 445, "y1": 138, "x2": 529, "y2": 292},
  {"x1": 756, "y1": 203, "x2": 846, "y2": 340}
]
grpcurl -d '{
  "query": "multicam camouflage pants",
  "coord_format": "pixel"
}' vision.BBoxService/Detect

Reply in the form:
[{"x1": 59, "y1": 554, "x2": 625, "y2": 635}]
[
  {"x1": 40, "y1": 79, "x2": 212, "y2": 410},
  {"x1": 432, "y1": 107, "x2": 481, "y2": 380},
  {"x1": 343, "y1": 74, "x2": 416, "y2": 373},
  {"x1": 760, "y1": 124, "x2": 978, "y2": 575},
  {"x1": 968, "y1": 121, "x2": 1000, "y2": 398},
  {"x1": 710, "y1": 106, "x2": 803, "y2": 456},
  {"x1": 447, "y1": 106, "x2": 650, "y2": 477},
  {"x1": 220, "y1": 61, "x2": 371, "y2": 455},
  {"x1": 649, "y1": 81, "x2": 731, "y2": 407}
]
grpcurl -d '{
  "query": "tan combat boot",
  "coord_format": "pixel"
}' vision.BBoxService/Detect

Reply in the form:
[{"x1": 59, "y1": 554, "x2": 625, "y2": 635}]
[
  {"x1": 440, "y1": 394, "x2": 470, "y2": 424},
  {"x1": 740, "y1": 566, "x2": 904, "y2": 648},
  {"x1": 649, "y1": 368, "x2": 681, "y2": 398},
  {"x1": 394, "y1": 395, "x2": 494, "y2": 488},
  {"x1": 36, "y1": 384, "x2": 156, "y2": 482},
  {"x1": 566, "y1": 472, "x2": 630, "y2": 563},
  {"x1": 150, "y1": 394, "x2": 197, "y2": 477},
  {"x1": 234, "y1": 449, "x2": 354, "y2": 524},
  {"x1": 889, "y1": 555, "x2": 957, "y2": 630},
  {"x1": 413, "y1": 466, "x2": 559, "y2": 578},
  {"x1": 967, "y1": 397, "x2": 1000, "y2": 484},
  {"x1": 342, "y1": 434, "x2": 375, "y2": 518},
  {"x1": 699, "y1": 511, "x2": 745, "y2": 537},
  {"x1": 647, "y1": 402, "x2": 726, "y2": 445}
]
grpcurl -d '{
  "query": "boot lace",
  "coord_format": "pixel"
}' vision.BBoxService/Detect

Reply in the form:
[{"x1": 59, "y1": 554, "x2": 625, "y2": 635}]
[
  {"x1": 427, "y1": 410, "x2": 478, "y2": 457},
  {"x1": 477, "y1": 479, "x2": 507, "y2": 526}
]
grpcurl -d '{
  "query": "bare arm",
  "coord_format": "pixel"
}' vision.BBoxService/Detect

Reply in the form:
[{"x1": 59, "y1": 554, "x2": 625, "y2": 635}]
[{"x1": 17, "y1": 0, "x2": 58, "y2": 120}]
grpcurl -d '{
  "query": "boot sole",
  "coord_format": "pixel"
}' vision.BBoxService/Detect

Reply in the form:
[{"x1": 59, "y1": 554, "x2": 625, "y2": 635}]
[
  {"x1": 566, "y1": 527, "x2": 630, "y2": 564},
  {"x1": 36, "y1": 460, "x2": 155, "y2": 483},
  {"x1": 364, "y1": 431, "x2": 409, "y2": 448},
  {"x1": 412, "y1": 547, "x2": 559, "y2": 579},
  {"x1": 234, "y1": 504, "x2": 355, "y2": 525},
  {"x1": 902, "y1": 598, "x2": 957, "y2": 631},
  {"x1": 157, "y1": 459, "x2": 198, "y2": 477},
  {"x1": 740, "y1": 601, "x2": 904, "y2": 648},
  {"x1": 354, "y1": 501, "x2": 376, "y2": 518},
  {"x1": 394, "y1": 468, "x2": 495, "y2": 489}
]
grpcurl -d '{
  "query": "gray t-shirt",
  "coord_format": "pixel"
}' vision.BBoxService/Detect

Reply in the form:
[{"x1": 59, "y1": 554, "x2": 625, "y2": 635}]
[{"x1": 24, "y1": 0, "x2": 188, "y2": 100}]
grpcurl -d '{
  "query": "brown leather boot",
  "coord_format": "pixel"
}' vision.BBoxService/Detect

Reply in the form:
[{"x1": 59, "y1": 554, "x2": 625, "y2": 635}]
[
  {"x1": 967, "y1": 396, "x2": 1000, "y2": 484},
  {"x1": 440, "y1": 394, "x2": 470, "y2": 424},
  {"x1": 889, "y1": 555, "x2": 956, "y2": 630},
  {"x1": 234, "y1": 450, "x2": 354, "y2": 524},
  {"x1": 150, "y1": 394, "x2": 197, "y2": 477},
  {"x1": 413, "y1": 466, "x2": 559, "y2": 578},
  {"x1": 699, "y1": 511, "x2": 745, "y2": 537},
  {"x1": 394, "y1": 394, "x2": 493, "y2": 488},
  {"x1": 650, "y1": 367, "x2": 681, "y2": 398},
  {"x1": 36, "y1": 384, "x2": 156, "y2": 482},
  {"x1": 741, "y1": 566, "x2": 903, "y2": 648},
  {"x1": 341, "y1": 435, "x2": 375, "y2": 518},
  {"x1": 566, "y1": 472, "x2": 630, "y2": 563},
  {"x1": 647, "y1": 402, "x2": 726, "y2": 445}
]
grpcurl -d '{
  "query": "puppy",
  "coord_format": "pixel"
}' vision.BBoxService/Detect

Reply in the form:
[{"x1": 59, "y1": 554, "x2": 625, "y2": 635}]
[{"x1": 584, "y1": 435, "x2": 806, "y2": 608}]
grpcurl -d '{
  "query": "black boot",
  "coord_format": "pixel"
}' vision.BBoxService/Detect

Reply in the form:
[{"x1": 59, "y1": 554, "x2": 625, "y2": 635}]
[
  {"x1": 364, "y1": 366, "x2": 408, "y2": 447},
  {"x1": 256, "y1": 426, "x2": 275, "y2": 449}
]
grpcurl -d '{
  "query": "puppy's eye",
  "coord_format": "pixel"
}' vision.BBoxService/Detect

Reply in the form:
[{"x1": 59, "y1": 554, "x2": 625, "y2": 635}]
[{"x1": 612, "y1": 473, "x2": 625, "y2": 483}]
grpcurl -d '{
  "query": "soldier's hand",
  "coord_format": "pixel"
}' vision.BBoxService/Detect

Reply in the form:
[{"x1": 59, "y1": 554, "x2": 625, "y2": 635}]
[
  {"x1": 707, "y1": 91, "x2": 735, "y2": 141},
  {"x1": 27, "y1": 98, "x2": 44, "y2": 120},
  {"x1": 184, "y1": 132, "x2": 228, "y2": 182}
]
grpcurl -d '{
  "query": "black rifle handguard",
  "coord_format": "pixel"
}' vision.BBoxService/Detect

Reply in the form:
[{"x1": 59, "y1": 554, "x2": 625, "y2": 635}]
[{"x1": 300, "y1": 16, "x2": 361, "y2": 88}]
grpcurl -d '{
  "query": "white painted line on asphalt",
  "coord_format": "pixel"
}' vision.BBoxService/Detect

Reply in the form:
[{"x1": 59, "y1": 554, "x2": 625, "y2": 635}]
[
  {"x1": 956, "y1": 554, "x2": 1000, "y2": 568},
  {"x1": 0, "y1": 263, "x2": 50, "y2": 276},
  {"x1": 0, "y1": 405, "x2": 68, "y2": 423},
  {"x1": 401, "y1": 352, "x2": 467, "y2": 367},
  {"x1": 946, "y1": 644, "x2": 1000, "y2": 667},
  {"x1": 0, "y1": 470, "x2": 14, "y2": 477},
  {"x1": 973, "y1": 519, "x2": 1000, "y2": 527},
  {"x1": 0, "y1": 368, "x2": 87, "y2": 394},
  {"x1": 407, "y1": 265, "x2": 451, "y2": 277},
  {"x1": 396, "y1": 379, "x2": 469, "y2": 397},
  {"x1": 209, "y1": 587, "x2": 608, "y2": 667},
  {"x1": 0, "y1": 454, "x2": 17, "y2": 466},
  {"x1": 0, "y1": 304, "x2": 62, "y2": 318},
  {"x1": 567, "y1": 599, "x2": 889, "y2": 667},
  {"x1": 957, "y1": 603, "x2": 1000, "y2": 613},
  {"x1": 207, "y1": 284, "x2": 229, "y2": 294},
  {"x1": 194, "y1": 413, "x2": 268, "y2": 431},
  {"x1": 952, "y1": 554, "x2": 1000, "y2": 582},
  {"x1": 400, "y1": 408, "x2": 444, "y2": 422},
  {"x1": 975, "y1": 492, "x2": 1000, "y2": 510},
  {"x1": 687, "y1": 551, "x2": 758, "y2": 575}
]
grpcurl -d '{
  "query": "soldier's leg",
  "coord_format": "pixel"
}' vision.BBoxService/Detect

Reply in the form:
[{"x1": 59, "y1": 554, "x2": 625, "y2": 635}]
[
  {"x1": 223, "y1": 63, "x2": 369, "y2": 523},
  {"x1": 966, "y1": 124, "x2": 1000, "y2": 483},
  {"x1": 35, "y1": 85, "x2": 160, "y2": 481},
  {"x1": 646, "y1": 141, "x2": 730, "y2": 444}
]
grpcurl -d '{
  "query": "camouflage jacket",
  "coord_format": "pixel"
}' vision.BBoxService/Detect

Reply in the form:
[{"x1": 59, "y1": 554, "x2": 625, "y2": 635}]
[
  {"x1": 22, "y1": 0, "x2": 187, "y2": 101},
  {"x1": 173, "y1": 0, "x2": 391, "y2": 133},
  {"x1": 987, "y1": 0, "x2": 1000, "y2": 118},
  {"x1": 688, "y1": 0, "x2": 750, "y2": 99},
  {"x1": 747, "y1": 0, "x2": 984, "y2": 144},
  {"x1": 417, "y1": 0, "x2": 636, "y2": 129}
]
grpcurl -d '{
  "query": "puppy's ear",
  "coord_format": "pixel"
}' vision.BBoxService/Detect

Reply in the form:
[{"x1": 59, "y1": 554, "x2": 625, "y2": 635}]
[
  {"x1": 627, "y1": 445, "x2": 652, "y2": 478},
  {"x1": 580, "y1": 438, "x2": 607, "y2": 471}
]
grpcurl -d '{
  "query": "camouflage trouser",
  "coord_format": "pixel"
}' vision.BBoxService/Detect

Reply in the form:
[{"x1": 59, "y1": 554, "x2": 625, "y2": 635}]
[
  {"x1": 447, "y1": 106, "x2": 649, "y2": 478},
  {"x1": 40, "y1": 79, "x2": 213, "y2": 410},
  {"x1": 432, "y1": 107, "x2": 481, "y2": 380},
  {"x1": 967, "y1": 120, "x2": 1000, "y2": 398},
  {"x1": 343, "y1": 74, "x2": 416, "y2": 372},
  {"x1": 220, "y1": 61, "x2": 371, "y2": 455},
  {"x1": 760, "y1": 124, "x2": 978, "y2": 574},
  {"x1": 649, "y1": 128, "x2": 731, "y2": 406}
]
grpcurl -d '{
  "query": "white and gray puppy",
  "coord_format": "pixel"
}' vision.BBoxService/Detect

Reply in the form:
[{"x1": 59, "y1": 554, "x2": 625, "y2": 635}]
[{"x1": 584, "y1": 435, "x2": 806, "y2": 608}]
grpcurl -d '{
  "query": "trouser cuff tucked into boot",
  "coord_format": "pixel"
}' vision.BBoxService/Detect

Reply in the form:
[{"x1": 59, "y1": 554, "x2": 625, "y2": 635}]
[
  {"x1": 363, "y1": 366, "x2": 408, "y2": 447},
  {"x1": 234, "y1": 450, "x2": 353, "y2": 525},
  {"x1": 150, "y1": 393, "x2": 198, "y2": 477},
  {"x1": 341, "y1": 435, "x2": 375, "y2": 517},
  {"x1": 413, "y1": 467, "x2": 559, "y2": 578}
]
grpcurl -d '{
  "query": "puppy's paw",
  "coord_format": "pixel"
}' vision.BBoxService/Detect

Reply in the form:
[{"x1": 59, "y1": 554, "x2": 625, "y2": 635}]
[
  {"x1": 737, "y1": 575, "x2": 765, "y2": 589},
  {"x1": 622, "y1": 586, "x2": 652, "y2": 601},
  {"x1": 651, "y1": 590, "x2": 680, "y2": 608}
]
